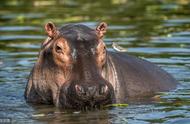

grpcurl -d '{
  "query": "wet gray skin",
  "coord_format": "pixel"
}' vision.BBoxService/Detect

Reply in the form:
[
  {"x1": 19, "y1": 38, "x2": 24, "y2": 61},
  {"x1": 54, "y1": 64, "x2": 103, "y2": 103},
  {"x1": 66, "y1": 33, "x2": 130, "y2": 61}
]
[{"x1": 24, "y1": 22, "x2": 178, "y2": 110}]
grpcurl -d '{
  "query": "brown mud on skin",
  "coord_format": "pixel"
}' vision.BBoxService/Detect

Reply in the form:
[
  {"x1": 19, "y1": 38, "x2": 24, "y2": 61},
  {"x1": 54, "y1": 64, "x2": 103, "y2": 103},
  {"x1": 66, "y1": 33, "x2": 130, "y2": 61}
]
[{"x1": 24, "y1": 22, "x2": 178, "y2": 109}]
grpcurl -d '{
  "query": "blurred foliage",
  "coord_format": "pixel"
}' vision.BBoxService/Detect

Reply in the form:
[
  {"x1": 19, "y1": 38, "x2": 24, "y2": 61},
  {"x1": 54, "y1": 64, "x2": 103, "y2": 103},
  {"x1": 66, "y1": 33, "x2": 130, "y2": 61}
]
[{"x1": 0, "y1": 0, "x2": 190, "y2": 40}]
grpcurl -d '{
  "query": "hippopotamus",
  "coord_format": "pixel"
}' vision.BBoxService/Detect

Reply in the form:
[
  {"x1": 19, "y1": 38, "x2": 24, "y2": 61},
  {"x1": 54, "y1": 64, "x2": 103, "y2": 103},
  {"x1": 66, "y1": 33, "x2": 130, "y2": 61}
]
[{"x1": 24, "y1": 22, "x2": 178, "y2": 109}]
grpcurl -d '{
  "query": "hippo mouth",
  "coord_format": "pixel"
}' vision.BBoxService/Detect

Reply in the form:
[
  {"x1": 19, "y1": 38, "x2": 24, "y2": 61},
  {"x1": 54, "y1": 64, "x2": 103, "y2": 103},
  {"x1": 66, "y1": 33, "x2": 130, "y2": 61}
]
[{"x1": 59, "y1": 79, "x2": 115, "y2": 110}]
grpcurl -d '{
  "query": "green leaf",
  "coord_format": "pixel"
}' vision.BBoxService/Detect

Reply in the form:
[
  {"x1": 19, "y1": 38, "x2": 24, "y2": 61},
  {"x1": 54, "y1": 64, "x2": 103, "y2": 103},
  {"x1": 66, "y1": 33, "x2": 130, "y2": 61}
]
[{"x1": 104, "y1": 103, "x2": 128, "y2": 108}]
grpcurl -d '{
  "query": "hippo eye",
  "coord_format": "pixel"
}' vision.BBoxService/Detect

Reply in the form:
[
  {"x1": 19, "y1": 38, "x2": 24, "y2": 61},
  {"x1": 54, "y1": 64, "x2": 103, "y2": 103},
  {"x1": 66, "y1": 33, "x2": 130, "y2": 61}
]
[
  {"x1": 55, "y1": 46, "x2": 62, "y2": 53},
  {"x1": 102, "y1": 46, "x2": 106, "y2": 54}
]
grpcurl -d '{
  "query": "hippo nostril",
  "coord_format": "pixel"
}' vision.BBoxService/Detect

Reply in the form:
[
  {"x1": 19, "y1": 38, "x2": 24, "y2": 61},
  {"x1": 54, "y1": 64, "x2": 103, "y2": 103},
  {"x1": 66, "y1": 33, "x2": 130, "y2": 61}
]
[
  {"x1": 75, "y1": 84, "x2": 85, "y2": 95},
  {"x1": 100, "y1": 85, "x2": 109, "y2": 95}
]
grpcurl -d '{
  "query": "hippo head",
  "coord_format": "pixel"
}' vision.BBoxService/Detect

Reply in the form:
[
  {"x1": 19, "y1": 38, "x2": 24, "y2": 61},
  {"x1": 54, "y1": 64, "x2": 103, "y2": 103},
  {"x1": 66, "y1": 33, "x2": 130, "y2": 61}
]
[{"x1": 41, "y1": 22, "x2": 115, "y2": 109}]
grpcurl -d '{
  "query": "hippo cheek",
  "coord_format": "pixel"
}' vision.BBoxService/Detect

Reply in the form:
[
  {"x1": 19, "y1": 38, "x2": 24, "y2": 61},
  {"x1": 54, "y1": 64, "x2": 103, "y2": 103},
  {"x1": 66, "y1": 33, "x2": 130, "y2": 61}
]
[{"x1": 58, "y1": 81, "x2": 73, "y2": 108}]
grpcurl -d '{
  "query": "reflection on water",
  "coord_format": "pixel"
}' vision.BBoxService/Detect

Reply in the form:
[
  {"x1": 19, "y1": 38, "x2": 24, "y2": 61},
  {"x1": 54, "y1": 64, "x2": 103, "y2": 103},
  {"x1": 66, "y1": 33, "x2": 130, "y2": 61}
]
[{"x1": 0, "y1": 0, "x2": 190, "y2": 123}]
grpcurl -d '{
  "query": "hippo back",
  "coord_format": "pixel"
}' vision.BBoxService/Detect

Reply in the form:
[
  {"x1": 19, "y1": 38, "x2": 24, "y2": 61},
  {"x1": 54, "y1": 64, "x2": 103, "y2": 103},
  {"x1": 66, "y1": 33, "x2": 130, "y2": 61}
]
[{"x1": 103, "y1": 51, "x2": 178, "y2": 102}]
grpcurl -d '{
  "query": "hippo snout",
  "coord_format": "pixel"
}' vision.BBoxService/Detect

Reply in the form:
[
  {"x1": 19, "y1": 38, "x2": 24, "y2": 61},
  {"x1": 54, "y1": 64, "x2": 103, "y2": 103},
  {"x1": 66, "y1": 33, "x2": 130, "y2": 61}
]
[
  {"x1": 59, "y1": 80, "x2": 115, "y2": 109},
  {"x1": 74, "y1": 84, "x2": 109, "y2": 99}
]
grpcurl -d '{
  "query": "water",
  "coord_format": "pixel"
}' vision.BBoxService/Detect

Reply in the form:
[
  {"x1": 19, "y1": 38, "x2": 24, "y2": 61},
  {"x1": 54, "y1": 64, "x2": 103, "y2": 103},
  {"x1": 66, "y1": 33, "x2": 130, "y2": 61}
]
[{"x1": 0, "y1": 0, "x2": 190, "y2": 123}]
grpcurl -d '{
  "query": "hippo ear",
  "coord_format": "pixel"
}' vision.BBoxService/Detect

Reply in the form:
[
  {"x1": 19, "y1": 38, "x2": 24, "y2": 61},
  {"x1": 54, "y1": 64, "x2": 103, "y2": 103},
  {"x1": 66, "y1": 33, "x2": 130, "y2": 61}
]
[
  {"x1": 96, "y1": 22, "x2": 107, "y2": 38},
  {"x1": 45, "y1": 22, "x2": 58, "y2": 38}
]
